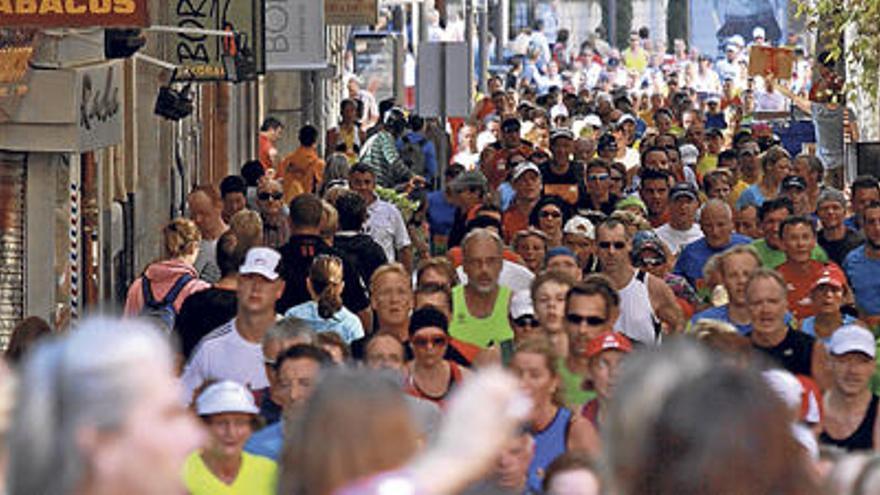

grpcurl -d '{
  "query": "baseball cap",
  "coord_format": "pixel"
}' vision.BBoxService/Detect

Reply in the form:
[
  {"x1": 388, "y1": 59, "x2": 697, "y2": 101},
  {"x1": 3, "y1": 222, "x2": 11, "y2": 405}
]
[
  {"x1": 615, "y1": 196, "x2": 647, "y2": 215},
  {"x1": 550, "y1": 104, "x2": 570, "y2": 121},
  {"x1": 780, "y1": 175, "x2": 806, "y2": 191},
  {"x1": 450, "y1": 170, "x2": 489, "y2": 193},
  {"x1": 669, "y1": 181, "x2": 699, "y2": 201},
  {"x1": 509, "y1": 290, "x2": 535, "y2": 320},
  {"x1": 585, "y1": 331, "x2": 632, "y2": 358},
  {"x1": 240, "y1": 247, "x2": 282, "y2": 281},
  {"x1": 545, "y1": 246, "x2": 577, "y2": 263},
  {"x1": 829, "y1": 324, "x2": 876, "y2": 358},
  {"x1": 616, "y1": 113, "x2": 636, "y2": 127},
  {"x1": 706, "y1": 94, "x2": 722, "y2": 106},
  {"x1": 679, "y1": 144, "x2": 699, "y2": 166},
  {"x1": 597, "y1": 133, "x2": 618, "y2": 151},
  {"x1": 753, "y1": 26, "x2": 766, "y2": 39},
  {"x1": 632, "y1": 230, "x2": 667, "y2": 261},
  {"x1": 550, "y1": 128, "x2": 575, "y2": 144},
  {"x1": 706, "y1": 127, "x2": 724, "y2": 138},
  {"x1": 584, "y1": 114, "x2": 603, "y2": 128},
  {"x1": 811, "y1": 266, "x2": 847, "y2": 292},
  {"x1": 512, "y1": 161, "x2": 541, "y2": 182},
  {"x1": 729, "y1": 35, "x2": 745, "y2": 47},
  {"x1": 196, "y1": 380, "x2": 260, "y2": 416},
  {"x1": 563, "y1": 215, "x2": 595, "y2": 240}
]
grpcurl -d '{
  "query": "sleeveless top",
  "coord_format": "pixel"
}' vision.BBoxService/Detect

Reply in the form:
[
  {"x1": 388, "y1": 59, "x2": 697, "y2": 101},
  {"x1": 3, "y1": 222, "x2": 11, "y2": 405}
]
[
  {"x1": 449, "y1": 286, "x2": 513, "y2": 348},
  {"x1": 614, "y1": 270, "x2": 662, "y2": 345},
  {"x1": 753, "y1": 329, "x2": 816, "y2": 377},
  {"x1": 527, "y1": 407, "x2": 572, "y2": 493},
  {"x1": 404, "y1": 360, "x2": 463, "y2": 407},
  {"x1": 820, "y1": 395, "x2": 879, "y2": 451},
  {"x1": 581, "y1": 398, "x2": 601, "y2": 430}
]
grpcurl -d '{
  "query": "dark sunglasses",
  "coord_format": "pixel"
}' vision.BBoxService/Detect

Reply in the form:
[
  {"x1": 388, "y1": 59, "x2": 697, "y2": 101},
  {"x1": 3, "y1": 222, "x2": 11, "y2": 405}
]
[
  {"x1": 588, "y1": 173, "x2": 609, "y2": 182},
  {"x1": 514, "y1": 316, "x2": 540, "y2": 327},
  {"x1": 541, "y1": 210, "x2": 562, "y2": 219},
  {"x1": 598, "y1": 241, "x2": 626, "y2": 250},
  {"x1": 258, "y1": 192, "x2": 284, "y2": 201},
  {"x1": 412, "y1": 335, "x2": 448, "y2": 348},
  {"x1": 565, "y1": 314, "x2": 607, "y2": 326}
]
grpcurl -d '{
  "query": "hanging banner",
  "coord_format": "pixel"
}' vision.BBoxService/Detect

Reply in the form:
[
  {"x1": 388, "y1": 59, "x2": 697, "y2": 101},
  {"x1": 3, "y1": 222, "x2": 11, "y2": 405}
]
[
  {"x1": 0, "y1": 0, "x2": 149, "y2": 27},
  {"x1": 325, "y1": 0, "x2": 377, "y2": 25},
  {"x1": 264, "y1": 0, "x2": 326, "y2": 70}
]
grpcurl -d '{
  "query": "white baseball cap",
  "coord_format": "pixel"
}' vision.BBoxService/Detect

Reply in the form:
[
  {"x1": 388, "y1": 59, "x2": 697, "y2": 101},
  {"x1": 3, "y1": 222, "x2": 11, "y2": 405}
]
[
  {"x1": 512, "y1": 161, "x2": 541, "y2": 182},
  {"x1": 761, "y1": 369, "x2": 802, "y2": 412},
  {"x1": 196, "y1": 380, "x2": 259, "y2": 416},
  {"x1": 583, "y1": 114, "x2": 603, "y2": 129},
  {"x1": 240, "y1": 247, "x2": 282, "y2": 281},
  {"x1": 829, "y1": 324, "x2": 876, "y2": 358},
  {"x1": 753, "y1": 27, "x2": 766, "y2": 39},
  {"x1": 679, "y1": 143, "x2": 699, "y2": 166},
  {"x1": 509, "y1": 290, "x2": 535, "y2": 319},
  {"x1": 563, "y1": 215, "x2": 595, "y2": 240}
]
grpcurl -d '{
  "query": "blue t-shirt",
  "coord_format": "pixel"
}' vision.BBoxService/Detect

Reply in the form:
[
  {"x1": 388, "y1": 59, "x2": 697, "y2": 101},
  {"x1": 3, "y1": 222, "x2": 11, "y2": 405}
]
[
  {"x1": 397, "y1": 131, "x2": 438, "y2": 181},
  {"x1": 844, "y1": 245, "x2": 880, "y2": 316},
  {"x1": 735, "y1": 184, "x2": 766, "y2": 210},
  {"x1": 801, "y1": 314, "x2": 857, "y2": 345},
  {"x1": 674, "y1": 234, "x2": 752, "y2": 287},
  {"x1": 284, "y1": 301, "x2": 364, "y2": 344},
  {"x1": 244, "y1": 421, "x2": 283, "y2": 461},
  {"x1": 427, "y1": 190, "x2": 457, "y2": 237},
  {"x1": 691, "y1": 305, "x2": 794, "y2": 335}
]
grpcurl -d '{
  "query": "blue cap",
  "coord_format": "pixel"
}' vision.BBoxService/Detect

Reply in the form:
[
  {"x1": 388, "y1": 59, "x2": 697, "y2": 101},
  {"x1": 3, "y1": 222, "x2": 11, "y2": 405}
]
[{"x1": 545, "y1": 246, "x2": 577, "y2": 263}]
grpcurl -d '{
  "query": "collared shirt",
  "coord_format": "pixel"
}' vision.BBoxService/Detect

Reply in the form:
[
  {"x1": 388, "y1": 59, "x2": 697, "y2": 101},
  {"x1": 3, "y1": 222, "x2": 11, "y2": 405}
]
[{"x1": 365, "y1": 198, "x2": 412, "y2": 262}]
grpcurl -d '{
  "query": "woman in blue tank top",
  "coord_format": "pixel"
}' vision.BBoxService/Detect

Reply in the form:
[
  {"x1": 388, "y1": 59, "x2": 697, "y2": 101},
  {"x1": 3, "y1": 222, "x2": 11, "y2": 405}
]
[{"x1": 509, "y1": 338, "x2": 600, "y2": 492}]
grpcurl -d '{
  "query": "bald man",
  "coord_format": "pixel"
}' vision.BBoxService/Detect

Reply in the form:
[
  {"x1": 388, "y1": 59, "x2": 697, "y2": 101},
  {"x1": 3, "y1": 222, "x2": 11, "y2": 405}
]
[{"x1": 674, "y1": 199, "x2": 753, "y2": 289}]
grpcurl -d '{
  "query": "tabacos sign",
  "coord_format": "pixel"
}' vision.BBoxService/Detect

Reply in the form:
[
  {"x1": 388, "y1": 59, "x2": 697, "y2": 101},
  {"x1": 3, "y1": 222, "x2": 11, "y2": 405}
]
[{"x1": 0, "y1": 0, "x2": 149, "y2": 27}]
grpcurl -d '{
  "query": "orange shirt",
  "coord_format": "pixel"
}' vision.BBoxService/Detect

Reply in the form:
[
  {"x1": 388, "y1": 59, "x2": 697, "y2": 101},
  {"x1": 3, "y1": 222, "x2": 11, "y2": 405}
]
[
  {"x1": 502, "y1": 206, "x2": 530, "y2": 244},
  {"x1": 258, "y1": 134, "x2": 275, "y2": 170},
  {"x1": 776, "y1": 260, "x2": 845, "y2": 321},
  {"x1": 279, "y1": 146, "x2": 325, "y2": 203}
]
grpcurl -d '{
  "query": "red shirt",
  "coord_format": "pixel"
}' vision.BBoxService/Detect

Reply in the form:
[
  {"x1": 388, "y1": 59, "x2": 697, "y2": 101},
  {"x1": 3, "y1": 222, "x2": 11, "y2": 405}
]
[
  {"x1": 259, "y1": 134, "x2": 276, "y2": 170},
  {"x1": 776, "y1": 260, "x2": 845, "y2": 321}
]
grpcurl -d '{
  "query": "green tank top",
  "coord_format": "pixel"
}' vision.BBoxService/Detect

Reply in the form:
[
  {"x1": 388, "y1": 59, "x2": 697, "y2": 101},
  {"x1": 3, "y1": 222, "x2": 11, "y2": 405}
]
[
  {"x1": 557, "y1": 357, "x2": 596, "y2": 408},
  {"x1": 449, "y1": 285, "x2": 513, "y2": 348}
]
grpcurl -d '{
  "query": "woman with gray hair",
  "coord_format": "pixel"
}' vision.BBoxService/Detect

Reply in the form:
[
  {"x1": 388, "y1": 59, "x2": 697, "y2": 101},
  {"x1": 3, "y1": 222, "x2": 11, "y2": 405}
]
[{"x1": 6, "y1": 319, "x2": 204, "y2": 495}]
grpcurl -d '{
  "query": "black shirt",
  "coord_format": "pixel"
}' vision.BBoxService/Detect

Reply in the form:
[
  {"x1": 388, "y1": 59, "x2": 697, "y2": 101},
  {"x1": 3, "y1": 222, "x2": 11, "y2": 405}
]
[
  {"x1": 175, "y1": 288, "x2": 238, "y2": 360},
  {"x1": 276, "y1": 234, "x2": 370, "y2": 314},
  {"x1": 820, "y1": 394, "x2": 879, "y2": 451},
  {"x1": 334, "y1": 232, "x2": 388, "y2": 288},
  {"x1": 540, "y1": 161, "x2": 582, "y2": 206},
  {"x1": 818, "y1": 228, "x2": 864, "y2": 266},
  {"x1": 752, "y1": 329, "x2": 816, "y2": 377}
]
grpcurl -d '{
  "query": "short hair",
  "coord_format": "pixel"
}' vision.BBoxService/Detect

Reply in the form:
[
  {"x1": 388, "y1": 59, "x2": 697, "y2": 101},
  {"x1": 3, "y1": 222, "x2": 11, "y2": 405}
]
[
  {"x1": 596, "y1": 218, "x2": 633, "y2": 242},
  {"x1": 795, "y1": 154, "x2": 824, "y2": 182},
  {"x1": 349, "y1": 162, "x2": 377, "y2": 177},
  {"x1": 4, "y1": 316, "x2": 51, "y2": 365},
  {"x1": 263, "y1": 317, "x2": 317, "y2": 347},
  {"x1": 240, "y1": 160, "x2": 265, "y2": 187},
  {"x1": 816, "y1": 188, "x2": 847, "y2": 208},
  {"x1": 461, "y1": 228, "x2": 504, "y2": 257},
  {"x1": 779, "y1": 215, "x2": 816, "y2": 238},
  {"x1": 512, "y1": 227, "x2": 549, "y2": 251},
  {"x1": 260, "y1": 117, "x2": 283, "y2": 132},
  {"x1": 189, "y1": 184, "x2": 222, "y2": 205},
  {"x1": 320, "y1": 200, "x2": 339, "y2": 239},
  {"x1": 414, "y1": 282, "x2": 453, "y2": 313},
  {"x1": 408, "y1": 114, "x2": 425, "y2": 131},
  {"x1": 758, "y1": 196, "x2": 794, "y2": 222},
  {"x1": 531, "y1": 270, "x2": 576, "y2": 303},
  {"x1": 718, "y1": 149, "x2": 738, "y2": 164},
  {"x1": 639, "y1": 167, "x2": 672, "y2": 185},
  {"x1": 586, "y1": 158, "x2": 612, "y2": 174},
  {"x1": 370, "y1": 263, "x2": 410, "y2": 295},
  {"x1": 216, "y1": 230, "x2": 245, "y2": 277},
  {"x1": 702, "y1": 169, "x2": 732, "y2": 193},
  {"x1": 761, "y1": 146, "x2": 790, "y2": 172},
  {"x1": 334, "y1": 191, "x2": 368, "y2": 231},
  {"x1": 229, "y1": 209, "x2": 263, "y2": 250},
  {"x1": 565, "y1": 274, "x2": 620, "y2": 318},
  {"x1": 416, "y1": 257, "x2": 459, "y2": 288},
  {"x1": 852, "y1": 175, "x2": 880, "y2": 194},
  {"x1": 317, "y1": 332, "x2": 350, "y2": 361},
  {"x1": 219, "y1": 175, "x2": 246, "y2": 198},
  {"x1": 640, "y1": 145, "x2": 670, "y2": 168},
  {"x1": 364, "y1": 331, "x2": 405, "y2": 357},
  {"x1": 274, "y1": 343, "x2": 332, "y2": 371},
  {"x1": 298, "y1": 125, "x2": 319, "y2": 147},
  {"x1": 289, "y1": 193, "x2": 324, "y2": 228},
  {"x1": 746, "y1": 267, "x2": 788, "y2": 296},
  {"x1": 542, "y1": 452, "x2": 598, "y2": 493},
  {"x1": 716, "y1": 244, "x2": 761, "y2": 277}
]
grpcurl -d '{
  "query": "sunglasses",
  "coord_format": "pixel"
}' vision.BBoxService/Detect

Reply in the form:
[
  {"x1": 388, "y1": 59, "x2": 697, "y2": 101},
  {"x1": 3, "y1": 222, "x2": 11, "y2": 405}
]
[
  {"x1": 258, "y1": 192, "x2": 284, "y2": 201},
  {"x1": 598, "y1": 241, "x2": 627, "y2": 250},
  {"x1": 639, "y1": 256, "x2": 665, "y2": 267},
  {"x1": 588, "y1": 173, "x2": 610, "y2": 182},
  {"x1": 565, "y1": 314, "x2": 607, "y2": 326},
  {"x1": 502, "y1": 125, "x2": 520, "y2": 133},
  {"x1": 541, "y1": 210, "x2": 562, "y2": 219},
  {"x1": 513, "y1": 316, "x2": 540, "y2": 327},
  {"x1": 412, "y1": 335, "x2": 448, "y2": 348}
]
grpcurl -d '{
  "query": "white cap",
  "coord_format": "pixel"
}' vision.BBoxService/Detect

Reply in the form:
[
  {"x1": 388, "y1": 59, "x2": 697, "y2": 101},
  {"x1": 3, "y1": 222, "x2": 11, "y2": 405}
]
[
  {"x1": 509, "y1": 290, "x2": 535, "y2": 319},
  {"x1": 829, "y1": 324, "x2": 876, "y2": 358},
  {"x1": 753, "y1": 26, "x2": 766, "y2": 39},
  {"x1": 616, "y1": 113, "x2": 636, "y2": 127},
  {"x1": 563, "y1": 215, "x2": 595, "y2": 240},
  {"x1": 729, "y1": 34, "x2": 745, "y2": 47},
  {"x1": 583, "y1": 114, "x2": 603, "y2": 129},
  {"x1": 679, "y1": 143, "x2": 699, "y2": 166},
  {"x1": 761, "y1": 369, "x2": 802, "y2": 412},
  {"x1": 240, "y1": 247, "x2": 282, "y2": 281},
  {"x1": 512, "y1": 161, "x2": 541, "y2": 182},
  {"x1": 196, "y1": 380, "x2": 259, "y2": 416},
  {"x1": 550, "y1": 103, "x2": 569, "y2": 120}
]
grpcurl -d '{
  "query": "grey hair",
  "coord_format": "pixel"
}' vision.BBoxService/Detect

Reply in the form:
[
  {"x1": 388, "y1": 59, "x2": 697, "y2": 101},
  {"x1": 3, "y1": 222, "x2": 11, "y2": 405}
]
[
  {"x1": 701, "y1": 198, "x2": 732, "y2": 220},
  {"x1": 324, "y1": 153, "x2": 351, "y2": 184},
  {"x1": 7, "y1": 318, "x2": 173, "y2": 495},
  {"x1": 461, "y1": 228, "x2": 504, "y2": 257},
  {"x1": 817, "y1": 187, "x2": 847, "y2": 208},
  {"x1": 264, "y1": 317, "x2": 317, "y2": 346}
]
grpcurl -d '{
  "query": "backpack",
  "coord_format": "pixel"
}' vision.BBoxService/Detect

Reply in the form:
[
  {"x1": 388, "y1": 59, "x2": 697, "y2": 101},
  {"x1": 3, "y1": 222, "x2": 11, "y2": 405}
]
[
  {"x1": 140, "y1": 273, "x2": 193, "y2": 334},
  {"x1": 399, "y1": 134, "x2": 427, "y2": 178}
]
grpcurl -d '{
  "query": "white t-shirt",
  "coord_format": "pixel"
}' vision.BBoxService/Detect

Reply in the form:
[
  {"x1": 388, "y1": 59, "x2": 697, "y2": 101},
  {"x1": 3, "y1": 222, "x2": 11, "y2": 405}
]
[
  {"x1": 365, "y1": 198, "x2": 412, "y2": 262},
  {"x1": 654, "y1": 223, "x2": 704, "y2": 257},
  {"x1": 181, "y1": 319, "x2": 268, "y2": 403},
  {"x1": 456, "y1": 260, "x2": 535, "y2": 292}
]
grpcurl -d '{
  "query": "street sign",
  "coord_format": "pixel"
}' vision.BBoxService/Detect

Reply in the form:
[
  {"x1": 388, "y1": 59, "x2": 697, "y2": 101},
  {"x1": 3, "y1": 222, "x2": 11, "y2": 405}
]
[
  {"x1": 265, "y1": 0, "x2": 326, "y2": 70},
  {"x1": 0, "y1": 0, "x2": 149, "y2": 27},
  {"x1": 353, "y1": 33, "x2": 403, "y2": 104},
  {"x1": 326, "y1": 0, "x2": 378, "y2": 25},
  {"x1": 416, "y1": 42, "x2": 470, "y2": 118}
]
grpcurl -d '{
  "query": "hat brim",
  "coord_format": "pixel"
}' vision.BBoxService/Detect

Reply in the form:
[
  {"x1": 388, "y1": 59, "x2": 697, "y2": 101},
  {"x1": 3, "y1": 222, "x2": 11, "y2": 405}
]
[{"x1": 239, "y1": 268, "x2": 280, "y2": 281}]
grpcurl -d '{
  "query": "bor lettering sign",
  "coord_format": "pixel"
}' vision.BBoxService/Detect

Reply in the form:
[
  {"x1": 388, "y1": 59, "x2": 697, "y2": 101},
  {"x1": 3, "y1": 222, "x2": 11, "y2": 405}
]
[
  {"x1": 170, "y1": 0, "x2": 264, "y2": 81},
  {"x1": 265, "y1": 0, "x2": 325, "y2": 70},
  {"x1": 77, "y1": 60, "x2": 123, "y2": 151},
  {"x1": 325, "y1": 0, "x2": 377, "y2": 25},
  {"x1": 0, "y1": 0, "x2": 149, "y2": 27}
]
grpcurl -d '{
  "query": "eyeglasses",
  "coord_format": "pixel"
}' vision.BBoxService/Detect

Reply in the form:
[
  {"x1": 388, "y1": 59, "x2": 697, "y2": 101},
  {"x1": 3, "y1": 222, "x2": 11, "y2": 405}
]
[
  {"x1": 541, "y1": 210, "x2": 562, "y2": 219},
  {"x1": 258, "y1": 192, "x2": 284, "y2": 201},
  {"x1": 412, "y1": 335, "x2": 448, "y2": 348},
  {"x1": 513, "y1": 316, "x2": 540, "y2": 327},
  {"x1": 639, "y1": 256, "x2": 665, "y2": 267},
  {"x1": 565, "y1": 314, "x2": 607, "y2": 326},
  {"x1": 598, "y1": 241, "x2": 627, "y2": 250},
  {"x1": 588, "y1": 174, "x2": 610, "y2": 182}
]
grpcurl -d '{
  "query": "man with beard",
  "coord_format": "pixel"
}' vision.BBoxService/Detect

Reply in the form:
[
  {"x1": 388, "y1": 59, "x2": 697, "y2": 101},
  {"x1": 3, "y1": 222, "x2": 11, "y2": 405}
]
[{"x1": 844, "y1": 201, "x2": 880, "y2": 326}]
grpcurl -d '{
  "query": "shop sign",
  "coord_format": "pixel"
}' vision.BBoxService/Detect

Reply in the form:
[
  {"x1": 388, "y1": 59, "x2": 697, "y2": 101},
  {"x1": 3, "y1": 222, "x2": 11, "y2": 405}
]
[
  {"x1": 0, "y1": 0, "x2": 149, "y2": 27},
  {"x1": 325, "y1": 0, "x2": 377, "y2": 25},
  {"x1": 76, "y1": 60, "x2": 122, "y2": 151},
  {"x1": 265, "y1": 0, "x2": 325, "y2": 70}
]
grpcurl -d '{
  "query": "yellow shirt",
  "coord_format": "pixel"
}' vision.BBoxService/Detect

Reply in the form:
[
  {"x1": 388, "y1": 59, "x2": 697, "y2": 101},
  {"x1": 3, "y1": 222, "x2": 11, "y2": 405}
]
[
  {"x1": 729, "y1": 180, "x2": 749, "y2": 207},
  {"x1": 183, "y1": 451, "x2": 277, "y2": 495},
  {"x1": 697, "y1": 154, "x2": 718, "y2": 177}
]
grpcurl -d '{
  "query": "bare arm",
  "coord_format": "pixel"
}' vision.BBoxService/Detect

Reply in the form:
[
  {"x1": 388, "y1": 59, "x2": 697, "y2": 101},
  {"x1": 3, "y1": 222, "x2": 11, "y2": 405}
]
[
  {"x1": 648, "y1": 274, "x2": 685, "y2": 334},
  {"x1": 567, "y1": 415, "x2": 601, "y2": 458},
  {"x1": 397, "y1": 245, "x2": 413, "y2": 273},
  {"x1": 811, "y1": 341, "x2": 831, "y2": 391},
  {"x1": 358, "y1": 307, "x2": 374, "y2": 334},
  {"x1": 774, "y1": 81, "x2": 812, "y2": 114}
]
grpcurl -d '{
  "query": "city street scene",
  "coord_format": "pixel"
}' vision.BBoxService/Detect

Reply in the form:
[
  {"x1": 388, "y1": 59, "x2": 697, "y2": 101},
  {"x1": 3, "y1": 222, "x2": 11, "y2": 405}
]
[{"x1": 2, "y1": 0, "x2": 880, "y2": 493}]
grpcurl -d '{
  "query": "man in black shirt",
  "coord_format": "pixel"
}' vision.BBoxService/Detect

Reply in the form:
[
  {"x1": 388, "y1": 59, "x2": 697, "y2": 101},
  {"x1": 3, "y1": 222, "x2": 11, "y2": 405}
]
[
  {"x1": 817, "y1": 188, "x2": 863, "y2": 266},
  {"x1": 541, "y1": 128, "x2": 582, "y2": 206},
  {"x1": 332, "y1": 190, "x2": 388, "y2": 288},
  {"x1": 578, "y1": 159, "x2": 620, "y2": 216},
  {"x1": 276, "y1": 194, "x2": 371, "y2": 328}
]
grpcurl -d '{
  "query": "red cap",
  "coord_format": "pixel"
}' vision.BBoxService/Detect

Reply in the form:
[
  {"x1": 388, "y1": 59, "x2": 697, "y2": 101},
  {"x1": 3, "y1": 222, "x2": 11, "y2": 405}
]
[
  {"x1": 585, "y1": 332, "x2": 633, "y2": 358},
  {"x1": 810, "y1": 265, "x2": 846, "y2": 292}
]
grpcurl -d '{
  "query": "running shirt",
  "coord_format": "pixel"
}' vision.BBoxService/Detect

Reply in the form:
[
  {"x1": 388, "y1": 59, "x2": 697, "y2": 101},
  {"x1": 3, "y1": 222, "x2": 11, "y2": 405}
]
[
  {"x1": 449, "y1": 286, "x2": 513, "y2": 348},
  {"x1": 404, "y1": 360, "x2": 464, "y2": 407},
  {"x1": 776, "y1": 260, "x2": 846, "y2": 321},
  {"x1": 540, "y1": 162, "x2": 581, "y2": 206},
  {"x1": 527, "y1": 407, "x2": 572, "y2": 493},
  {"x1": 752, "y1": 329, "x2": 816, "y2": 377},
  {"x1": 614, "y1": 270, "x2": 662, "y2": 345},
  {"x1": 820, "y1": 395, "x2": 879, "y2": 451},
  {"x1": 557, "y1": 358, "x2": 596, "y2": 408},
  {"x1": 183, "y1": 451, "x2": 277, "y2": 495}
]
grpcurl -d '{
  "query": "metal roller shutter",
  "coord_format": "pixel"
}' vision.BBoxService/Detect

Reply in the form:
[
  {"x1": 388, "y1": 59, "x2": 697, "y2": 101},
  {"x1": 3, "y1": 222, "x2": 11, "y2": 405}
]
[{"x1": 0, "y1": 151, "x2": 26, "y2": 350}]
